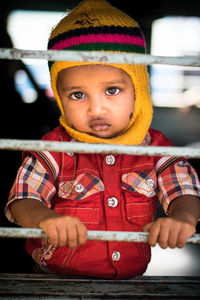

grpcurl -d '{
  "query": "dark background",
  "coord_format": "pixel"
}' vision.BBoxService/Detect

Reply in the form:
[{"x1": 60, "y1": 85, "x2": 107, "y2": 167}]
[{"x1": 0, "y1": 0, "x2": 200, "y2": 275}]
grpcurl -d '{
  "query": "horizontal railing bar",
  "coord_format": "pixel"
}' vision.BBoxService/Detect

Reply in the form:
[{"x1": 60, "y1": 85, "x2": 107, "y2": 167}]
[
  {"x1": 0, "y1": 227, "x2": 200, "y2": 244},
  {"x1": 0, "y1": 48, "x2": 200, "y2": 67},
  {"x1": 0, "y1": 138, "x2": 200, "y2": 158}
]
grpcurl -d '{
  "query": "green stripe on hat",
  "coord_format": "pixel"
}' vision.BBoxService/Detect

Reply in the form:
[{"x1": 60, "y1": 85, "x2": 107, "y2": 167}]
[{"x1": 48, "y1": 43, "x2": 145, "y2": 70}]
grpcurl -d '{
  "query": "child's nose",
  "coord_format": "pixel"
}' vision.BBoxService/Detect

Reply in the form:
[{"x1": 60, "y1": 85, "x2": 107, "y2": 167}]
[{"x1": 87, "y1": 96, "x2": 107, "y2": 116}]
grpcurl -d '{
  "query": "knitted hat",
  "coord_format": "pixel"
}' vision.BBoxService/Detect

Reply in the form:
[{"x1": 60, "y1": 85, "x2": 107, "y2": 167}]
[{"x1": 48, "y1": 0, "x2": 153, "y2": 145}]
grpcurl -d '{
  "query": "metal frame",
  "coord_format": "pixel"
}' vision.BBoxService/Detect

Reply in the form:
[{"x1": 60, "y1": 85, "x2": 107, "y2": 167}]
[
  {"x1": 0, "y1": 48, "x2": 199, "y2": 246},
  {"x1": 0, "y1": 227, "x2": 200, "y2": 244},
  {"x1": 0, "y1": 45, "x2": 200, "y2": 299},
  {"x1": 1, "y1": 48, "x2": 200, "y2": 66},
  {"x1": 0, "y1": 138, "x2": 200, "y2": 158}
]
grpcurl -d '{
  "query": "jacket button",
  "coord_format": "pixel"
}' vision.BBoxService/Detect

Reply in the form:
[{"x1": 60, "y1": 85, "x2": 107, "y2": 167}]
[
  {"x1": 75, "y1": 183, "x2": 84, "y2": 193},
  {"x1": 106, "y1": 155, "x2": 115, "y2": 165},
  {"x1": 112, "y1": 251, "x2": 120, "y2": 262},
  {"x1": 107, "y1": 197, "x2": 118, "y2": 208},
  {"x1": 67, "y1": 152, "x2": 74, "y2": 157},
  {"x1": 146, "y1": 179, "x2": 154, "y2": 188}
]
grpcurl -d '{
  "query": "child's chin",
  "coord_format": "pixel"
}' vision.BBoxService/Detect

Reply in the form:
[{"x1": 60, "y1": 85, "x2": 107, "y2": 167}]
[{"x1": 89, "y1": 132, "x2": 117, "y2": 139}]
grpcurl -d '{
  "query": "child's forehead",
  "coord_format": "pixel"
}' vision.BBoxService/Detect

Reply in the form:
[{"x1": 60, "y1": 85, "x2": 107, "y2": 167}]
[{"x1": 58, "y1": 64, "x2": 131, "y2": 81}]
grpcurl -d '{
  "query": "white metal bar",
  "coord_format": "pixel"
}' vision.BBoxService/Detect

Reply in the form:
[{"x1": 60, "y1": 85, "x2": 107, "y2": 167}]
[
  {"x1": 0, "y1": 138, "x2": 200, "y2": 158},
  {"x1": 0, "y1": 227, "x2": 199, "y2": 244},
  {"x1": 0, "y1": 48, "x2": 200, "y2": 67}
]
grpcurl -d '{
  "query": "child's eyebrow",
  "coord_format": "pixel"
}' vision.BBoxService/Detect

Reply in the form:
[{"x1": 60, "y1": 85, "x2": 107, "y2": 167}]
[
  {"x1": 62, "y1": 80, "x2": 127, "y2": 92},
  {"x1": 100, "y1": 80, "x2": 127, "y2": 85},
  {"x1": 62, "y1": 86, "x2": 83, "y2": 92}
]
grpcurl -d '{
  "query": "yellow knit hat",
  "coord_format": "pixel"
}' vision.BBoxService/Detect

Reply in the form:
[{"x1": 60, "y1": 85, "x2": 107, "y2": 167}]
[{"x1": 48, "y1": 0, "x2": 153, "y2": 145}]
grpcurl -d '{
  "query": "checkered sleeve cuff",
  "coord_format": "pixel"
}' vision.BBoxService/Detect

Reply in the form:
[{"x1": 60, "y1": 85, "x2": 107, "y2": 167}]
[{"x1": 157, "y1": 160, "x2": 200, "y2": 214}]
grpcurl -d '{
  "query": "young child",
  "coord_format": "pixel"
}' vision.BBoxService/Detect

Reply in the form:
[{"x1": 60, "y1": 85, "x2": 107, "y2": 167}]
[{"x1": 5, "y1": 0, "x2": 200, "y2": 279}]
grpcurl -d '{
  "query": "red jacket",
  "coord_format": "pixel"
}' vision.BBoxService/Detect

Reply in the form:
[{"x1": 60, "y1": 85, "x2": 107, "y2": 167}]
[{"x1": 25, "y1": 126, "x2": 174, "y2": 279}]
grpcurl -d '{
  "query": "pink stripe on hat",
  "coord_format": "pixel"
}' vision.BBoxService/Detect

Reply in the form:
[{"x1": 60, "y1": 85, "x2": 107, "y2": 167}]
[{"x1": 51, "y1": 33, "x2": 145, "y2": 50}]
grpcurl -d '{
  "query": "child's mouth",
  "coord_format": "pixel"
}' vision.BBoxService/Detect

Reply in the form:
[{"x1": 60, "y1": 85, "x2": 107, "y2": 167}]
[
  {"x1": 89, "y1": 120, "x2": 111, "y2": 132},
  {"x1": 90, "y1": 124, "x2": 110, "y2": 131}
]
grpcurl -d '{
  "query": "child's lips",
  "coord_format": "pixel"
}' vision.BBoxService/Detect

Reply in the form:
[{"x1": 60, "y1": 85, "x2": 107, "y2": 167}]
[{"x1": 89, "y1": 120, "x2": 111, "y2": 131}]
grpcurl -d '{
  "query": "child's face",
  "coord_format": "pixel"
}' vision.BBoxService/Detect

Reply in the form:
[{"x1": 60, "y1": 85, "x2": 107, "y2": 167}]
[{"x1": 57, "y1": 64, "x2": 134, "y2": 139}]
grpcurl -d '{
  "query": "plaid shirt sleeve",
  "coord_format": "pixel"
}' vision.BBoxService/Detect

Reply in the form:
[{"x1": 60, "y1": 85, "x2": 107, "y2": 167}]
[
  {"x1": 5, "y1": 155, "x2": 56, "y2": 223},
  {"x1": 156, "y1": 158, "x2": 200, "y2": 213}
]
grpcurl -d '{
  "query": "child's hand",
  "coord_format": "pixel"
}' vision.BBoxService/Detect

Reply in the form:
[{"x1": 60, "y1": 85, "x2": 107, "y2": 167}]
[
  {"x1": 39, "y1": 214, "x2": 87, "y2": 249},
  {"x1": 143, "y1": 216, "x2": 196, "y2": 249}
]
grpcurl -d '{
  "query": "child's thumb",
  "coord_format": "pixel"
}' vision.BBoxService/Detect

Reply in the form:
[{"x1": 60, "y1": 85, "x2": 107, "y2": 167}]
[{"x1": 142, "y1": 222, "x2": 153, "y2": 232}]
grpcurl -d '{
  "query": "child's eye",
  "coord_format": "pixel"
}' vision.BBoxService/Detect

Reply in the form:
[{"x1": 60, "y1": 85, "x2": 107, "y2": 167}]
[
  {"x1": 105, "y1": 87, "x2": 120, "y2": 96},
  {"x1": 70, "y1": 91, "x2": 85, "y2": 100}
]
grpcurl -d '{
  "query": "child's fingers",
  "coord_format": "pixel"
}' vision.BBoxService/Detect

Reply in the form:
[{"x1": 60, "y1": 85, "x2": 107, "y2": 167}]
[
  {"x1": 144, "y1": 218, "x2": 196, "y2": 249},
  {"x1": 66, "y1": 223, "x2": 79, "y2": 249},
  {"x1": 65, "y1": 217, "x2": 87, "y2": 249},
  {"x1": 43, "y1": 224, "x2": 59, "y2": 246},
  {"x1": 39, "y1": 215, "x2": 87, "y2": 248},
  {"x1": 57, "y1": 227, "x2": 68, "y2": 246},
  {"x1": 176, "y1": 224, "x2": 195, "y2": 248},
  {"x1": 77, "y1": 222, "x2": 87, "y2": 245},
  {"x1": 143, "y1": 222, "x2": 161, "y2": 247},
  {"x1": 166, "y1": 228, "x2": 179, "y2": 249},
  {"x1": 142, "y1": 222, "x2": 152, "y2": 232},
  {"x1": 143, "y1": 219, "x2": 177, "y2": 248},
  {"x1": 176, "y1": 230, "x2": 188, "y2": 248},
  {"x1": 157, "y1": 224, "x2": 170, "y2": 249},
  {"x1": 167, "y1": 229, "x2": 188, "y2": 249}
]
